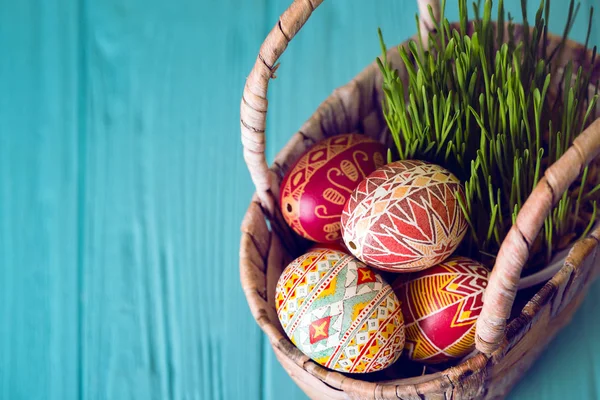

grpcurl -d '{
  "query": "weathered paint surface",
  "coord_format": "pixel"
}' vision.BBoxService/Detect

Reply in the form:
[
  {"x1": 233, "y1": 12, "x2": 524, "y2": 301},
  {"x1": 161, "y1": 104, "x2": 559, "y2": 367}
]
[{"x1": 0, "y1": 0, "x2": 598, "y2": 399}]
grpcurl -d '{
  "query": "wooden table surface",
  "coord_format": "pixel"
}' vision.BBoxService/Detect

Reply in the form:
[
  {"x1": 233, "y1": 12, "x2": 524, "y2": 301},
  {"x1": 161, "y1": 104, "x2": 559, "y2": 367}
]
[{"x1": 1, "y1": 0, "x2": 599, "y2": 399}]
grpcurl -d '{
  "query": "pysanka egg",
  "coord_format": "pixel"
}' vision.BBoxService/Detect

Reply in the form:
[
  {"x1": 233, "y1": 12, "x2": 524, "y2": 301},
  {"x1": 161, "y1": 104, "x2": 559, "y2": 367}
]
[
  {"x1": 275, "y1": 249, "x2": 405, "y2": 373},
  {"x1": 340, "y1": 160, "x2": 468, "y2": 272},
  {"x1": 280, "y1": 133, "x2": 386, "y2": 243},
  {"x1": 392, "y1": 256, "x2": 489, "y2": 364}
]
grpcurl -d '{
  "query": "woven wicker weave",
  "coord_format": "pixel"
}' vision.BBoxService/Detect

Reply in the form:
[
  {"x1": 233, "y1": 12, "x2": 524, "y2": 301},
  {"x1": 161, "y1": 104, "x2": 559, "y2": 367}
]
[{"x1": 239, "y1": 0, "x2": 600, "y2": 398}]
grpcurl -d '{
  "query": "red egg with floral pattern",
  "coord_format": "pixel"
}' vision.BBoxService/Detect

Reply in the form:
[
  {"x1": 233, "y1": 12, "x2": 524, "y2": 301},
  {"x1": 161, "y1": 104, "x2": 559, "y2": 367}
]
[
  {"x1": 340, "y1": 160, "x2": 468, "y2": 272},
  {"x1": 280, "y1": 133, "x2": 386, "y2": 243}
]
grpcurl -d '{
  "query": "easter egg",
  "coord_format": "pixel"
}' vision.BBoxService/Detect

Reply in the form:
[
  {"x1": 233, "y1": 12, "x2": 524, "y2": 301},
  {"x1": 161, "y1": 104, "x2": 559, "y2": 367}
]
[
  {"x1": 275, "y1": 249, "x2": 405, "y2": 373},
  {"x1": 392, "y1": 256, "x2": 489, "y2": 364},
  {"x1": 340, "y1": 160, "x2": 468, "y2": 272},
  {"x1": 280, "y1": 133, "x2": 386, "y2": 243}
]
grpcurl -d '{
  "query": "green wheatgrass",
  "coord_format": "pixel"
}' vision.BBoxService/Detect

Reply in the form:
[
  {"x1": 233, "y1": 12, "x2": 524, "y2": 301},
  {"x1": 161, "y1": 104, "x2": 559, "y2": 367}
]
[{"x1": 377, "y1": 0, "x2": 599, "y2": 268}]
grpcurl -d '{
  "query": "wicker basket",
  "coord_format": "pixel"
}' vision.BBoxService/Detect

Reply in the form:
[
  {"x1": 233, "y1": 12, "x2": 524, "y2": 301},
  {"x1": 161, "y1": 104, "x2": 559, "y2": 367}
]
[{"x1": 239, "y1": 0, "x2": 600, "y2": 398}]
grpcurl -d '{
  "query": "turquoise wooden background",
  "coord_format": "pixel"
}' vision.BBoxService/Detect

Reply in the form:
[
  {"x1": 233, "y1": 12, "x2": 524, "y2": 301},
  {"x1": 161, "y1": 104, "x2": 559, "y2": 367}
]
[{"x1": 1, "y1": 0, "x2": 599, "y2": 399}]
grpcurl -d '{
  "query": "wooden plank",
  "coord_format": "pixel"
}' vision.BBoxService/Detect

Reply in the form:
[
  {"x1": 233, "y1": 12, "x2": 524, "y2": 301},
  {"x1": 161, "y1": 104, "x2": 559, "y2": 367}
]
[
  {"x1": 0, "y1": 1, "x2": 81, "y2": 399},
  {"x1": 75, "y1": 0, "x2": 270, "y2": 399}
]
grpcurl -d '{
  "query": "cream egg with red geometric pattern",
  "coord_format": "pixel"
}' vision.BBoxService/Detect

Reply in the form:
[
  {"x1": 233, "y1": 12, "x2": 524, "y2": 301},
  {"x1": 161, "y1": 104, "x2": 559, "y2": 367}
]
[{"x1": 341, "y1": 160, "x2": 468, "y2": 272}]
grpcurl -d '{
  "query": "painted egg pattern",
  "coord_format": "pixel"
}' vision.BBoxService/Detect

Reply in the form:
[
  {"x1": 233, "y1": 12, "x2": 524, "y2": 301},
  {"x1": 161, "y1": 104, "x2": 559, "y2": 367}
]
[
  {"x1": 392, "y1": 256, "x2": 489, "y2": 364},
  {"x1": 340, "y1": 160, "x2": 468, "y2": 272},
  {"x1": 280, "y1": 133, "x2": 386, "y2": 243},
  {"x1": 275, "y1": 249, "x2": 405, "y2": 373}
]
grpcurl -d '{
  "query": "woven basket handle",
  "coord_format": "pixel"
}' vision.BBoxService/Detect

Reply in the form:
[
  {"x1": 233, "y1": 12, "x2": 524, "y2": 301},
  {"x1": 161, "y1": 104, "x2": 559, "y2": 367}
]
[
  {"x1": 240, "y1": 0, "x2": 441, "y2": 214},
  {"x1": 476, "y1": 118, "x2": 600, "y2": 354}
]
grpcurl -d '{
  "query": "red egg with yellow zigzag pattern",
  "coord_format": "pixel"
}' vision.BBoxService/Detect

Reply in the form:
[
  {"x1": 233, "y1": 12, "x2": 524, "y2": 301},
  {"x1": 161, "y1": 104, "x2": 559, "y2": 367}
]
[
  {"x1": 341, "y1": 160, "x2": 468, "y2": 272},
  {"x1": 392, "y1": 256, "x2": 489, "y2": 364},
  {"x1": 275, "y1": 248, "x2": 405, "y2": 373}
]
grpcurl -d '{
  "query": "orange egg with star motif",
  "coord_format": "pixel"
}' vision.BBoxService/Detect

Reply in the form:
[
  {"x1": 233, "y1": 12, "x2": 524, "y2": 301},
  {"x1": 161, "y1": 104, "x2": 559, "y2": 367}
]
[{"x1": 279, "y1": 133, "x2": 386, "y2": 243}]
